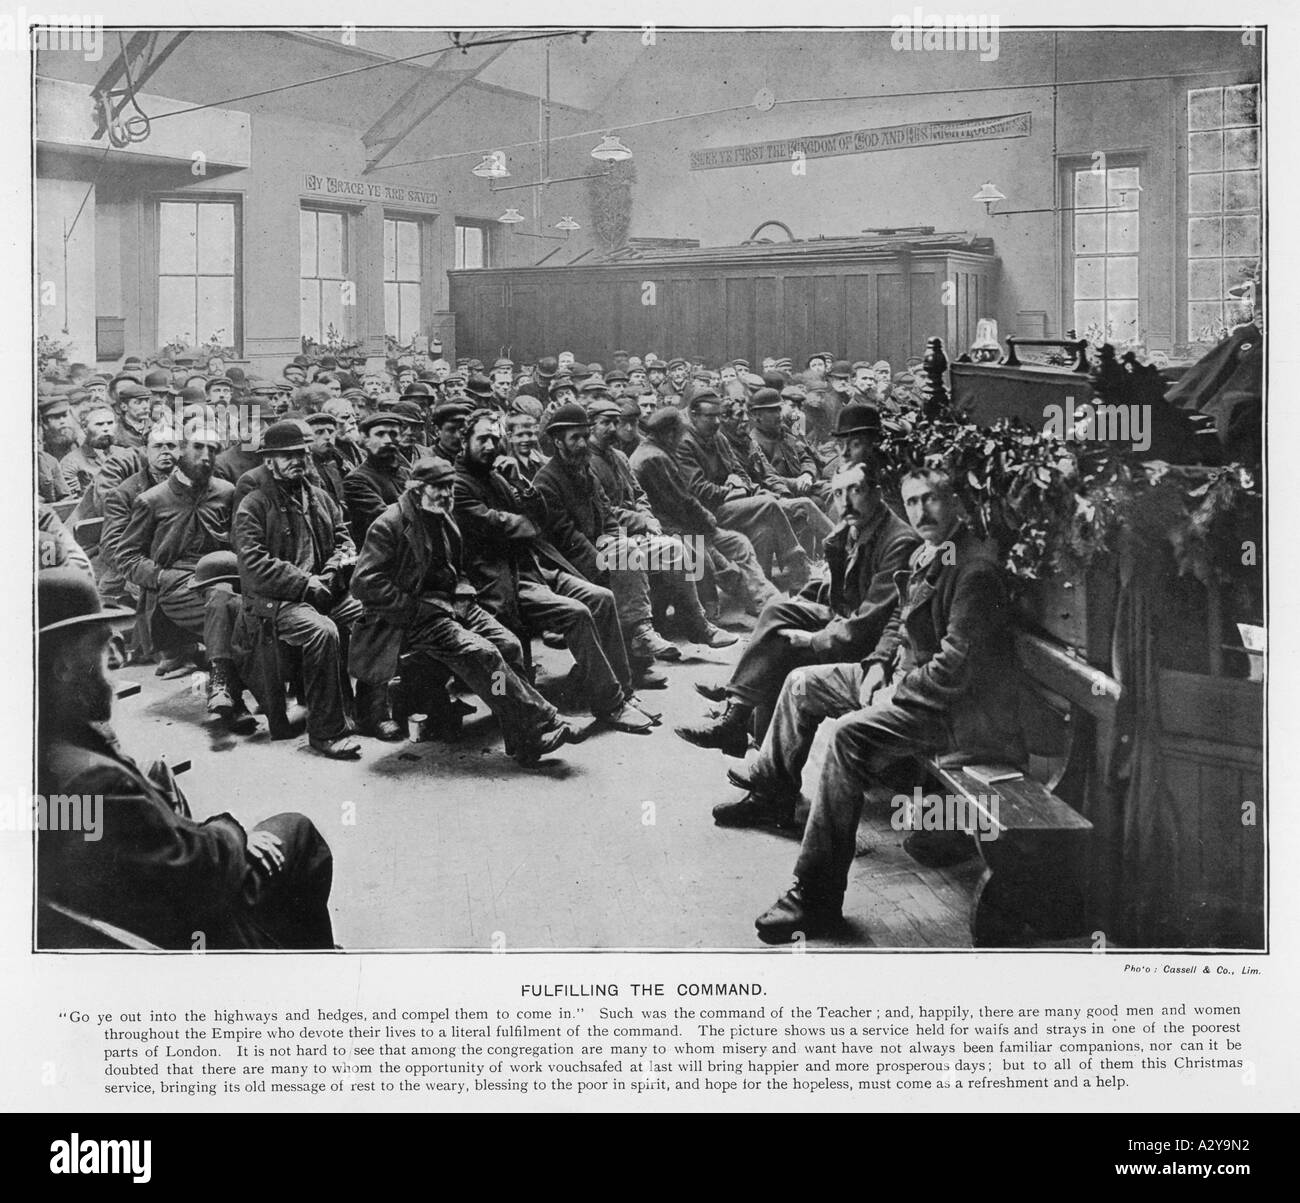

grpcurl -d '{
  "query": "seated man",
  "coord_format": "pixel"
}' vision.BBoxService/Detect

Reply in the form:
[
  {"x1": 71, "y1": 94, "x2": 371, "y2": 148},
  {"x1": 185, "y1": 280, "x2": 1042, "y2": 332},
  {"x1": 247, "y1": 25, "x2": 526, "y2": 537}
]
[
  {"x1": 36, "y1": 568, "x2": 335, "y2": 949},
  {"x1": 749, "y1": 387, "x2": 835, "y2": 516},
  {"x1": 453, "y1": 408, "x2": 655, "y2": 733},
  {"x1": 735, "y1": 468, "x2": 1026, "y2": 943},
  {"x1": 232, "y1": 421, "x2": 364, "y2": 759},
  {"x1": 343, "y1": 412, "x2": 409, "y2": 547},
  {"x1": 115, "y1": 421, "x2": 244, "y2": 715},
  {"x1": 676, "y1": 459, "x2": 920, "y2": 757},
  {"x1": 350, "y1": 457, "x2": 576, "y2": 766},
  {"x1": 677, "y1": 389, "x2": 813, "y2": 590}
]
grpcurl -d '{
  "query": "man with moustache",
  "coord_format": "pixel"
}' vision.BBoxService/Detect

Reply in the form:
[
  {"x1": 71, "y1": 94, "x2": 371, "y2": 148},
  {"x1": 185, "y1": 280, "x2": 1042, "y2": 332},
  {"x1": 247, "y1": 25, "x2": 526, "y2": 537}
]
[
  {"x1": 676, "y1": 459, "x2": 920, "y2": 762},
  {"x1": 36, "y1": 567, "x2": 336, "y2": 950},
  {"x1": 112, "y1": 381, "x2": 154, "y2": 449},
  {"x1": 350, "y1": 457, "x2": 577, "y2": 766},
  {"x1": 343, "y1": 412, "x2": 409, "y2": 547},
  {"x1": 61, "y1": 403, "x2": 123, "y2": 498},
  {"x1": 453, "y1": 410, "x2": 655, "y2": 733},
  {"x1": 304, "y1": 411, "x2": 349, "y2": 506},
  {"x1": 738, "y1": 467, "x2": 1026, "y2": 941},
  {"x1": 115, "y1": 422, "x2": 244, "y2": 717},
  {"x1": 323, "y1": 398, "x2": 365, "y2": 470},
  {"x1": 232, "y1": 420, "x2": 364, "y2": 758},
  {"x1": 37, "y1": 395, "x2": 78, "y2": 499},
  {"x1": 749, "y1": 388, "x2": 835, "y2": 517}
]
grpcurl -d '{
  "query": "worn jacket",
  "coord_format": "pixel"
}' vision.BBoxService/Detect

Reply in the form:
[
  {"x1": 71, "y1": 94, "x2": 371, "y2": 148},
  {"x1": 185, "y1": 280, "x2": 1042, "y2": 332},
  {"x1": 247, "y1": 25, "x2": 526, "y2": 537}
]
[
  {"x1": 100, "y1": 464, "x2": 166, "y2": 571},
  {"x1": 343, "y1": 456, "x2": 409, "y2": 548},
  {"x1": 629, "y1": 438, "x2": 718, "y2": 536},
  {"x1": 214, "y1": 445, "x2": 261, "y2": 487},
  {"x1": 755, "y1": 425, "x2": 818, "y2": 482},
  {"x1": 798, "y1": 504, "x2": 921, "y2": 661},
  {"x1": 869, "y1": 522, "x2": 1025, "y2": 763},
  {"x1": 116, "y1": 471, "x2": 234, "y2": 589},
  {"x1": 349, "y1": 492, "x2": 476, "y2": 681},
  {"x1": 532, "y1": 453, "x2": 621, "y2": 581},
  {"x1": 589, "y1": 441, "x2": 659, "y2": 535},
  {"x1": 232, "y1": 469, "x2": 355, "y2": 617},
  {"x1": 677, "y1": 426, "x2": 751, "y2": 512},
  {"x1": 723, "y1": 429, "x2": 786, "y2": 494}
]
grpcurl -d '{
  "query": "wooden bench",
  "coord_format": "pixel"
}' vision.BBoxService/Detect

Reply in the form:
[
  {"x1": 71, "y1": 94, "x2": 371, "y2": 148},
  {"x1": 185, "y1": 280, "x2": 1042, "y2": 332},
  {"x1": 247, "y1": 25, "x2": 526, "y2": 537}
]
[{"x1": 914, "y1": 631, "x2": 1118, "y2": 947}]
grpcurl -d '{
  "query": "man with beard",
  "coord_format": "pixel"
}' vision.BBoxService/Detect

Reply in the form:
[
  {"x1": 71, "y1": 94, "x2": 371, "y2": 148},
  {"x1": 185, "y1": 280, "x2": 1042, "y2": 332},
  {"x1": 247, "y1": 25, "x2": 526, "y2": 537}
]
[
  {"x1": 115, "y1": 422, "x2": 244, "y2": 719},
  {"x1": 113, "y1": 381, "x2": 154, "y2": 449},
  {"x1": 737, "y1": 468, "x2": 1026, "y2": 941},
  {"x1": 678, "y1": 390, "x2": 814, "y2": 592},
  {"x1": 453, "y1": 410, "x2": 655, "y2": 733},
  {"x1": 617, "y1": 398, "x2": 645, "y2": 455},
  {"x1": 36, "y1": 567, "x2": 336, "y2": 950},
  {"x1": 385, "y1": 399, "x2": 433, "y2": 465},
  {"x1": 749, "y1": 388, "x2": 835, "y2": 518},
  {"x1": 630, "y1": 406, "x2": 776, "y2": 617},
  {"x1": 533, "y1": 404, "x2": 675, "y2": 682},
  {"x1": 504, "y1": 411, "x2": 547, "y2": 482},
  {"x1": 233, "y1": 421, "x2": 364, "y2": 759},
  {"x1": 350, "y1": 457, "x2": 577, "y2": 766},
  {"x1": 38, "y1": 394, "x2": 78, "y2": 487},
  {"x1": 676, "y1": 459, "x2": 920, "y2": 764},
  {"x1": 61, "y1": 403, "x2": 123, "y2": 498},
  {"x1": 644, "y1": 355, "x2": 668, "y2": 395},
  {"x1": 587, "y1": 398, "x2": 735, "y2": 650},
  {"x1": 343, "y1": 413, "x2": 409, "y2": 547},
  {"x1": 324, "y1": 398, "x2": 365, "y2": 469},
  {"x1": 664, "y1": 357, "x2": 690, "y2": 403}
]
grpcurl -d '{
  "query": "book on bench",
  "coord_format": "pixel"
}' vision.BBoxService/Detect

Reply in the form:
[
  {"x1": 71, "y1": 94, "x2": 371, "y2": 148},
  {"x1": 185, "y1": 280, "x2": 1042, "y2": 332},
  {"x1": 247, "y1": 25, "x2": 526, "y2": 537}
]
[{"x1": 961, "y1": 764, "x2": 1025, "y2": 786}]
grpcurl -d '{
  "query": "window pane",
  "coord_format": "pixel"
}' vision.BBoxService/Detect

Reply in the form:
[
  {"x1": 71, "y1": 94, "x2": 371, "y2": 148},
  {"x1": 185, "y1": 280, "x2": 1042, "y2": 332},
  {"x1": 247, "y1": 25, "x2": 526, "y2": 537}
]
[
  {"x1": 1223, "y1": 258, "x2": 1258, "y2": 291},
  {"x1": 460, "y1": 225, "x2": 484, "y2": 269},
  {"x1": 1188, "y1": 259, "x2": 1223, "y2": 301},
  {"x1": 301, "y1": 281, "x2": 320, "y2": 343},
  {"x1": 1074, "y1": 301, "x2": 1104, "y2": 335},
  {"x1": 1188, "y1": 217, "x2": 1222, "y2": 258},
  {"x1": 1107, "y1": 257, "x2": 1138, "y2": 298},
  {"x1": 1223, "y1": 127, "x2": 1259, "y2": 169},
  {"x1": 1223, "y1": 171, "x2": 1260, "y2": 212},
  {"x1": 1107, "y1": 166, "x2": 1139, "y2": 192},
  {"x1": 158, "y1": 276, "x2": 196, "y2": 345},
  {"x1": 1106, "y1": 301, "x2": 1139, "y2": 342},
  {"x1": 383, "y1": 220, "x2": 396, "y2": 282},
  {"x1": 1074, "y1": 257, "x2": 1105, "y2": 300},
  {"x1": 1223, "y1": 84, "x2": 1258, "y2": 127},
  {"x1": 384, "y1": 281, "x2": 399, "y2": 339},
  {"x1": 397, "y1": 222, "x2": 420, "y2": 279},
  {"x1": 1223, "y1": 215, "x2": 1260, "y2": 257},
  {"x1": 1188, "y1": 174, "x2": 1223, "y2": 214},
  {"x1": 1107, "y1": 211, "x2": 1138, "y2": 253},
  {"x1": 316, "y1": 211, "x2": 344, "y2": 278},
  {"x1": 1074, "y1": 169, "x2": 1105, "y2": 208},
  {"x1": 1188, "y1": 131, "x2": 1223, "y2": 173},
  {"x1": 1189, "y1": 302, "x2": 1224, "y2": 339},
  {"x1": 400, "y1": 283, "x2": 421, "y2": 343},
  {"x1": 300, "y1": 210, "x2": 317, "y2": 278},
  {"x1": 159, "y1": 203, "x2": 197, "y2": 275},
  {"x1": 196, "y1": 277, "x2": 234, "y2": 346},
  {"x1": 1188, "y1": 87, "x2": 1223, "y2": 131},
  {"x1": 1074, "y1": 212, "x2": 1106, "y2": 254},
  {"x1": 320, "y1": 279, "x2": 345, "y2": 339},
  {"x1": 197, "y1": 203, "x2": 234, "y2": 274}
]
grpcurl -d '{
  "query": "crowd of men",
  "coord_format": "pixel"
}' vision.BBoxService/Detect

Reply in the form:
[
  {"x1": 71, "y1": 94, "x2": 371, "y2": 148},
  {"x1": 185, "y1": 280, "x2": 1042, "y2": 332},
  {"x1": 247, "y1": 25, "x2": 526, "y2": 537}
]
[{"x1": 37, "y1": 343, "x2": 1024, "y2": 948}]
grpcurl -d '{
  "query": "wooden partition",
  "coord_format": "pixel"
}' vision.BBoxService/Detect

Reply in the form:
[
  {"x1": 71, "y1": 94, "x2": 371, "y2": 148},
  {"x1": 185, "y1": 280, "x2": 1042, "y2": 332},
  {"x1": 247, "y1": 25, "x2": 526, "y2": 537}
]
[{"x1": 448, "y1": 233, "x2": 999, "y2": 370}]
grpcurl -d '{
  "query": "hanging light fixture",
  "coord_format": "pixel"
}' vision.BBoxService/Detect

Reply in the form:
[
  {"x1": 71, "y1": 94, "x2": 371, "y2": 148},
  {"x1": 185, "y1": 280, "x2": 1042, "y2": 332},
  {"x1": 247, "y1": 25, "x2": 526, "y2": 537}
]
[
  {"x1": 591, "y1": 135, "x2": 632, "y2": 162},
  {"x1": 497, "y1": 208, "x2": 525, "y2": 224},
  {"x1": 472, "y1": 153, "x2": 510, "y2": 180},
  {"x1": 554, "y1": 216, "x2": 581, "y2": 231},
  {"x1": 971, "y1": 181, "x2": 1007, "y2": 216}
]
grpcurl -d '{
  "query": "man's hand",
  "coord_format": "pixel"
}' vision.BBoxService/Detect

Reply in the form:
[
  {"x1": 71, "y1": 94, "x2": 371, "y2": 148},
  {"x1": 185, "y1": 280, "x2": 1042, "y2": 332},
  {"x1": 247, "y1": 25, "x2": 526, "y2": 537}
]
[
  {"x1": 246, "y1": 829, "x2": 285, "y2": 875},
  {"x1": 496, "y1": 454, "x2": 520, "y2": 478},
  {"x1": 858, "y1": 662, "x2": 887, "y2": 708},
  {"x1": 305, "y1": 575, "x2": 333, "y2": 611},
  {"x1": 725, "y1": 486, "x2": 749, "y2": 502},
  {"x1": 781, "y1": 628, "x2": 815, "y2": 650},
  {"x1": 724, "y1": 473, "x2": 748, "y2": 490},
  {"x1": 795, "y1": 473, "x2": 815, "y2": 495}
]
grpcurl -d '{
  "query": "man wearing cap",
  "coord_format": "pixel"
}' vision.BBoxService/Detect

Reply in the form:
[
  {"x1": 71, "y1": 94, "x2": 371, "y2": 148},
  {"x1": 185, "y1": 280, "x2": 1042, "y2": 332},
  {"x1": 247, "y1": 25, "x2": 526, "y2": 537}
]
[
  {"x1": 490, "y1": 358, "x2": 514, "y2": 407},
  {"x1": 206, "y1": 376, "x2": 235, "y2": 409},
  {"x1": 749, "y1": 387, "x2": 834, "y2": 517},
  {"x1": 61, "y1": 403, "x2": 124, "y2": 498},
  {"x1": 382, "y1": 399, "x2": 433, "y2": 465},
  {"x1": 343, "y1": 413, "x2": 409, "y2": 547},
  {"x1": 676, "y1": 458, "x2": 920, "y2": 762},
  {"x1": 678, "y1": 390, "x2": 814, "y2": 592},
  {"x1": 304, "y1": 411, "x2": 349, "y2": 506},
  {"x1": 453, "y1": 409, "x2": 655, "y2": 733},
  {"x1": 144, "y1": 368, "x2": 177, "y2": 414},
  {"x1": 37, "y1": 396, "x2": 78, "y2": 503},
  {"x1": 115, "y1": 422, "x2": 243, "y2": 715},
  {"x1": 322, "y1": 399, "x2": 364, "y2": 470},
  {"x1": 504, "y1": 411, "x2": 547, "y2": 483},
  {"x1": 587, "y1": 397, "x2": 735, "y2": 650},
  {"x1": 533, "y1": 404, "x2": 678, "y2": 678},
  {"x1": 36, "y1": 567, "x2": 336, "y2": 949},
  {"x1": 233, "y1": 420, "x2": 364, "y2": 759},
  {"x1": 350, "y1": 456, "x2": 577, "y2": 766},
  {"x1": 631, "y1": 406, "x2": 776, "y2": 617},
  {"x1": 112, "y1": 380, "x2": 154, "y2": 450},
  {"x1": 85, "y1": 374, "x2": 110, "y2": 406}
]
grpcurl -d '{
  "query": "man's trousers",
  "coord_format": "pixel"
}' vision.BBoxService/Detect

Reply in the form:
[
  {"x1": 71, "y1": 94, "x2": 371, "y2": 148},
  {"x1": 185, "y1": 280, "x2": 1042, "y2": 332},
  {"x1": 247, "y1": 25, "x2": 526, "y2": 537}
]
[
  {"x1": 778, "y1": 496, "x2": 835, "y2": 557},
  {"x1": 268, "y1": 596, "x2": 362, "y2": 743},
  {"x1": 726, "y1": 597, "x2": 837, "y2": 736},
  {"x1": 240, "y1": 812, "x2": 335, "y2": 949},
  {"x1": 747, "y1": 662, "x2": 952, "y2": 907},
  {"x1": 715, "y1": 495, "x2": 808, "y2": 576},
  {"x1": 606, "y1": 533, "x2": 709, "y2": 637},
  {"x1": 402, "y1": 603, "x2": 558, "y2": 754},
  {"x1": 518, "y1": 569, "x2": 629, "y2": 715},
  {"x1": 157, "y1": 573, "x2": 239, "y2": 661}
]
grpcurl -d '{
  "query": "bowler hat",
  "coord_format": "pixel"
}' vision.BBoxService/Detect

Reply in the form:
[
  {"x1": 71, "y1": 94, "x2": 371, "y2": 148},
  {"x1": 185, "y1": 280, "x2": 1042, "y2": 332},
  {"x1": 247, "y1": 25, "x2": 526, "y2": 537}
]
[
  {"x1": 546, "y1": 402, "x2": 591, "y2": 432},
  {"x1": 465, "y1": 373, "x2": 494, "y2": 399},
  {"x1": 833, "y1": 403, "x2": 883, "y2": 438},
  {"x1": 749, "y1": 388, "x2": 783, "y2": 411},
  {"x1": 401, "y1": 383, "x2": 434, "y2": 399},
  {"x1": 548, "y1": 374, "x2": 577, "y2": 397},
  {"x1": 536, "y1": 356, "x2": 559, "y2": 380},
  {"x1": 410, "y1": 457, "x2": 457, "y2": 486},
  {"x1": 258, "y1": 420, "x2": 312, "y2": 453},
  {"x1": 190, "y1": 551, "x2": 241, "y2": 591},
  {"x1": 144, "y1": 369, "x2": 174, "y2": 391},
  {"x1": 39, "y1": 567, "x2": 133, "y2": 636},
  {"x1": 828, "y1": 360, "x2": 852, "y2": 379}
]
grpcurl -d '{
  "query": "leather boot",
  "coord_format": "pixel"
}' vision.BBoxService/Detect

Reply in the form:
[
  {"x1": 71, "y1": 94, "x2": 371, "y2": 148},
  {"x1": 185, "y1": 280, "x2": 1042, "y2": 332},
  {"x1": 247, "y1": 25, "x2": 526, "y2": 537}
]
[
  {"x1": 206, "y1": 660, "x2": 235, "y2": 717},
  {"x1": 755, "y1": 882, "x2": 843, "y2": 944},
  {"x1": 356, "y1": 680, "x2": 402, "y2": 741},
  {"x1": 673, "y1": 701, "x2": 752, "y2": 758}
]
